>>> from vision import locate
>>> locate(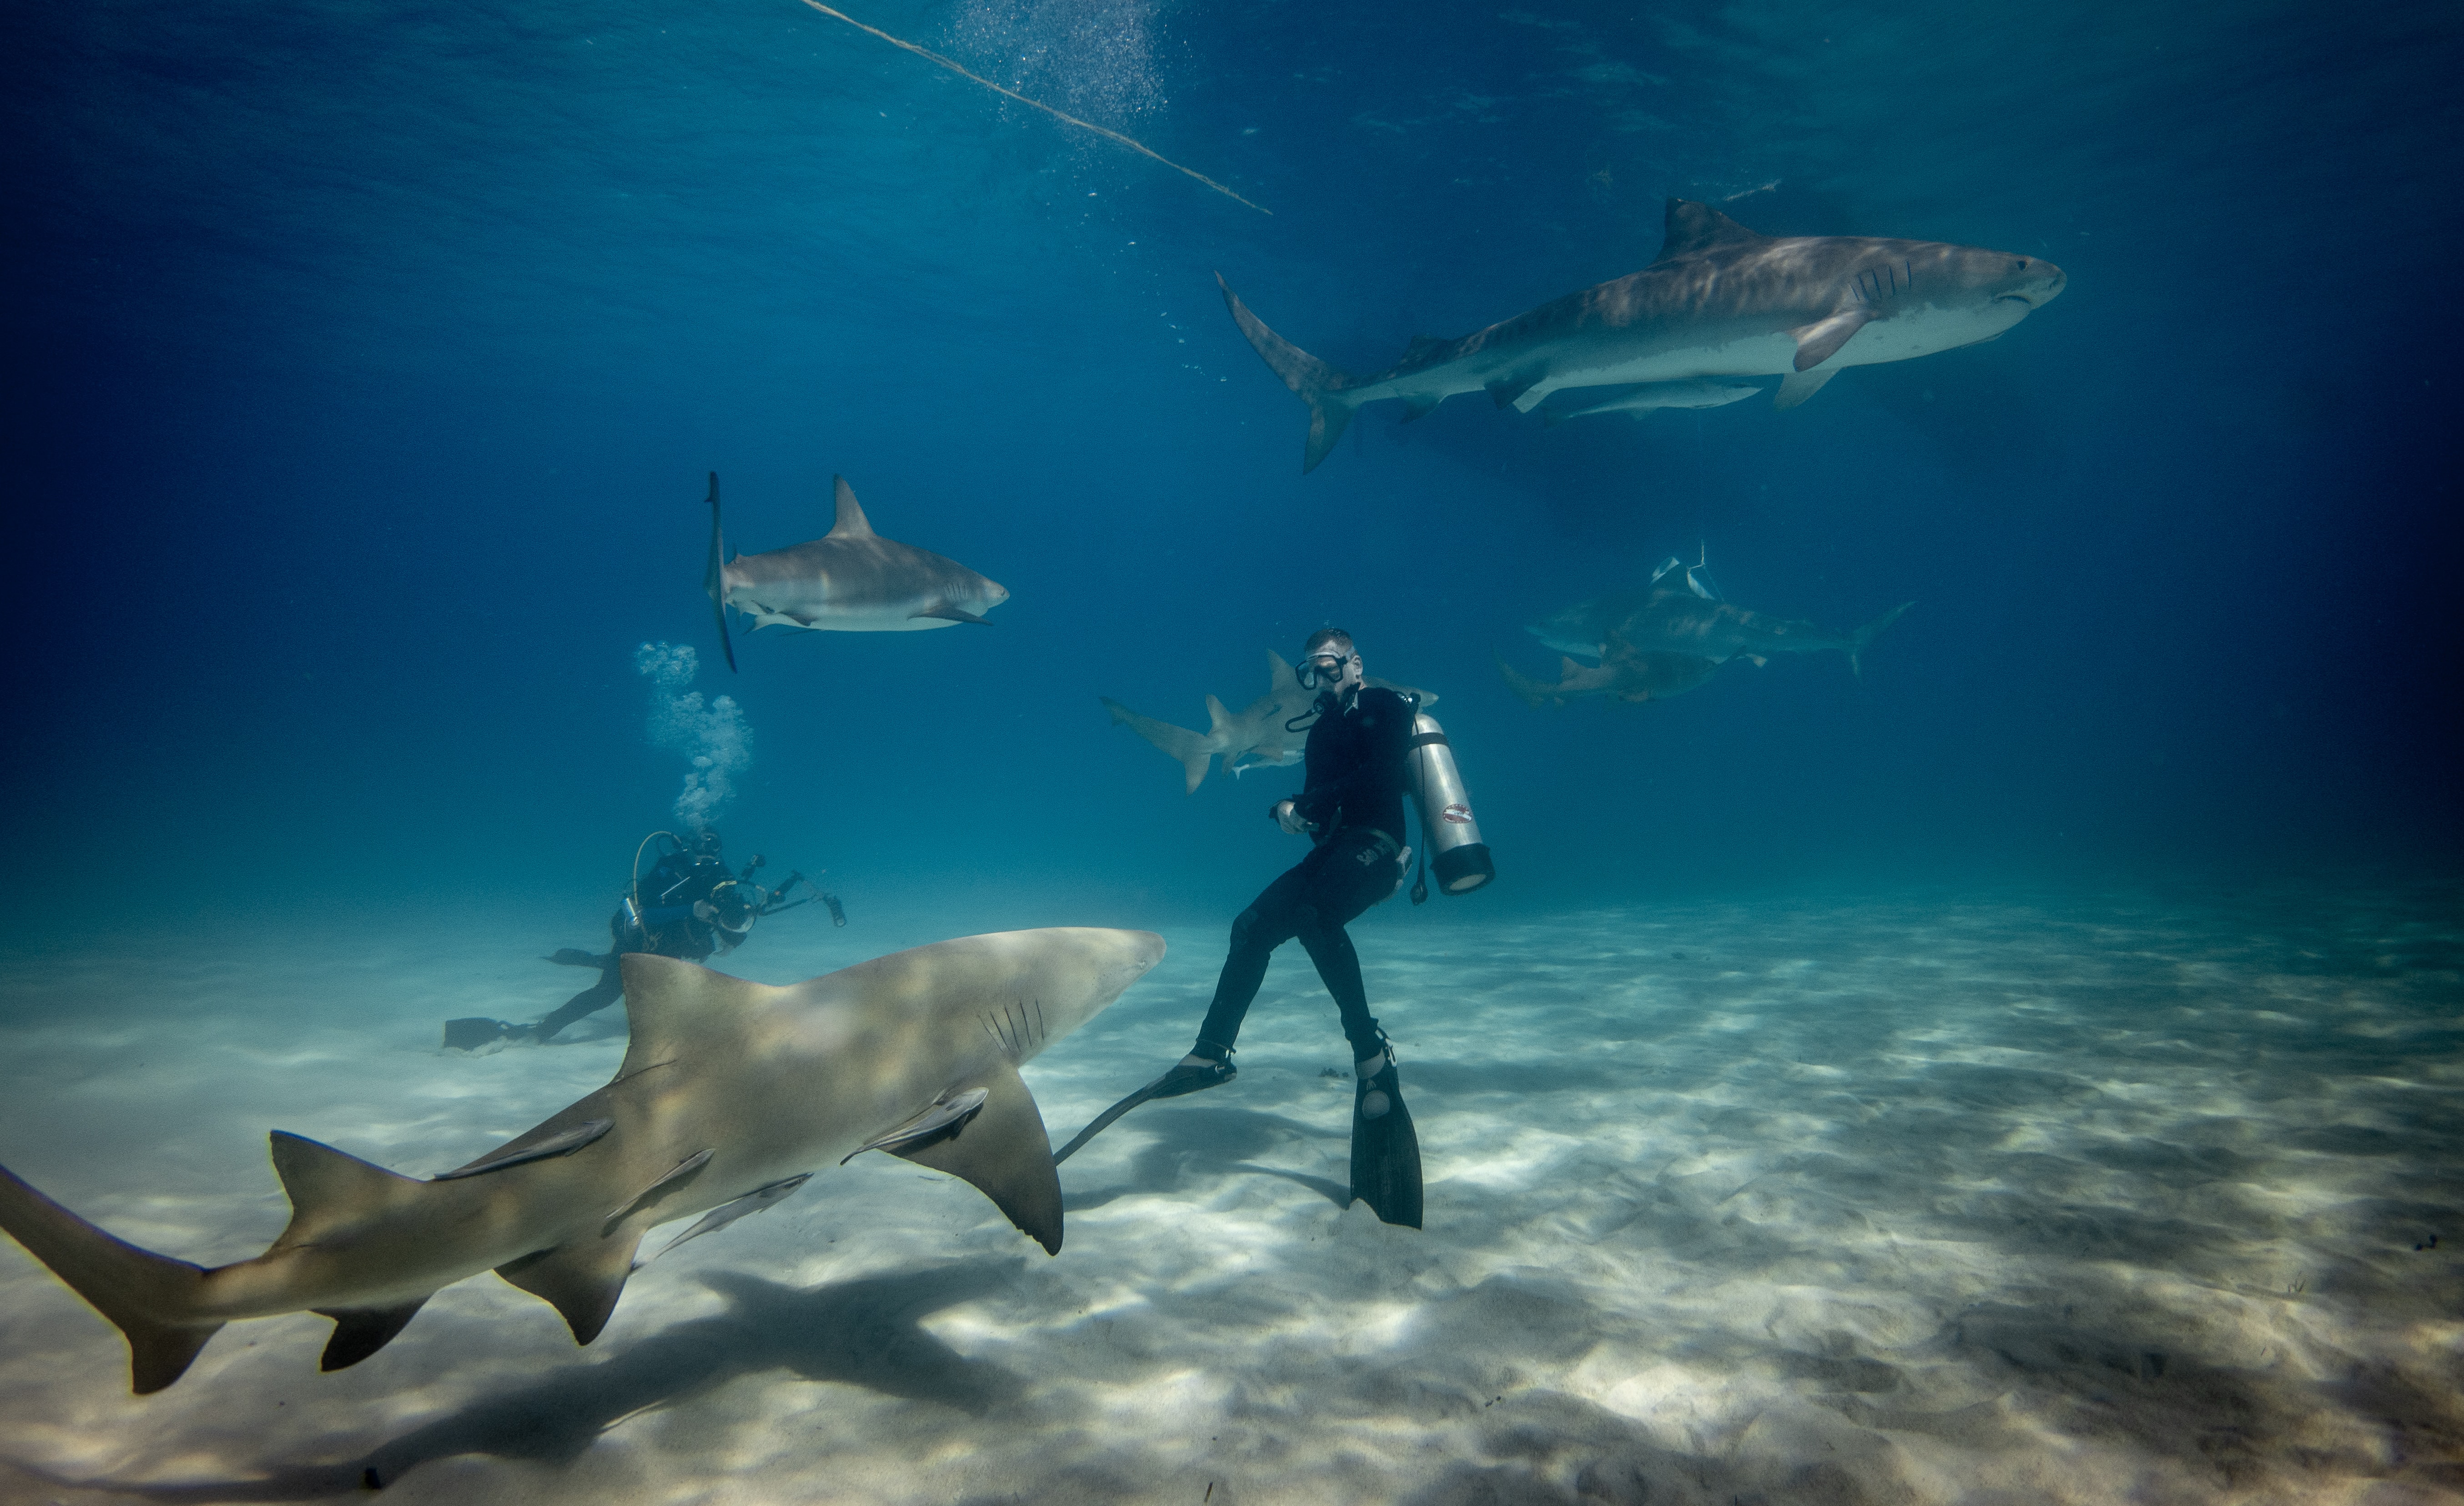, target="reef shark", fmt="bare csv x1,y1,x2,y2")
1104,653,1438,792
1531,555,1912,680
0,927,1164,1393
704,473,1009,670
1497,637,1727,709
1219,198,2067,470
